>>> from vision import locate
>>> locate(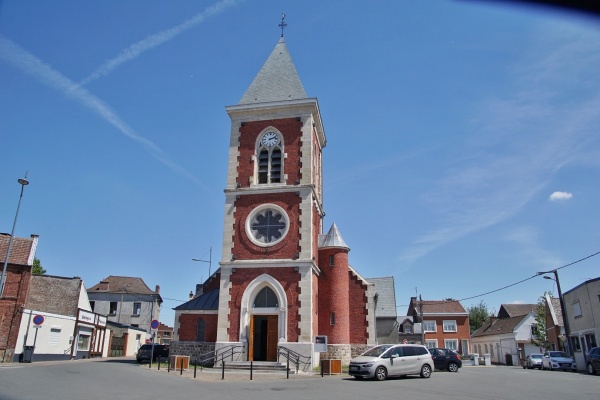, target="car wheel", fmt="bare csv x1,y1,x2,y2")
374,366,387,381
420,364,432,378
549,364,553,371
522,363,527,369
588,363,596,375
448,362,459,372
